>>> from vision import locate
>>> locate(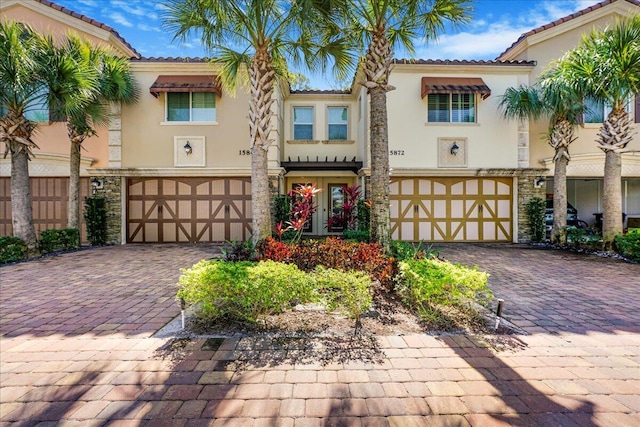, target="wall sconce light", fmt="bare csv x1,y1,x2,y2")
450,142,460,156
183,141,193,155
534,177,546,188
90,177,103,195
